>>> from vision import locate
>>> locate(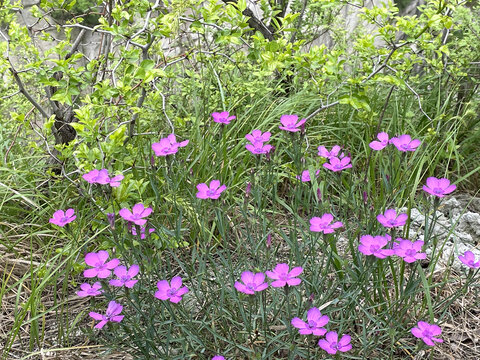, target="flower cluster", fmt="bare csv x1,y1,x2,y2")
49,110,464,357
235,263,303,295
245,129,273,155
78,250,191,328
318,145,352,172
77,251,138,328
290,307,351,355
152,134,189,157
358,235,426,263
369,132,421,152
83,169,124,187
